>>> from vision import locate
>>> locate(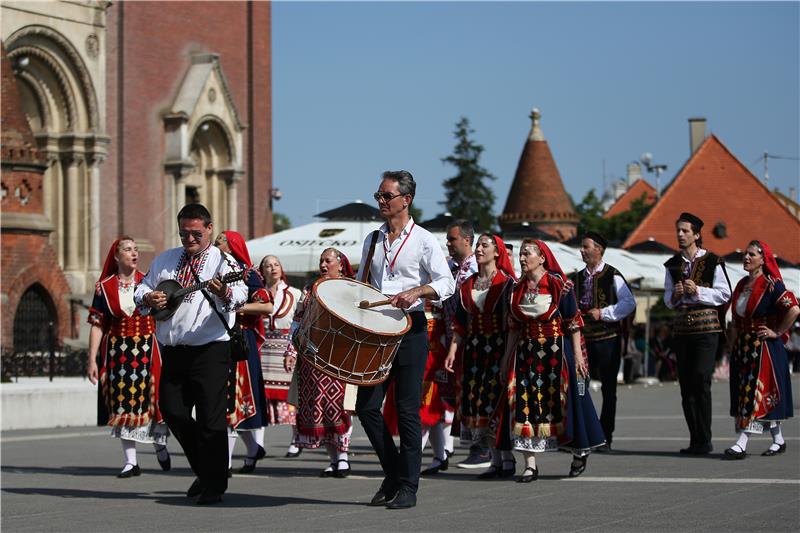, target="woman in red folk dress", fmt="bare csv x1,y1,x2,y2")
87,238,170,478
445,234,517,479
284,248,356,477
497,239,605,482
723,240,798,460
